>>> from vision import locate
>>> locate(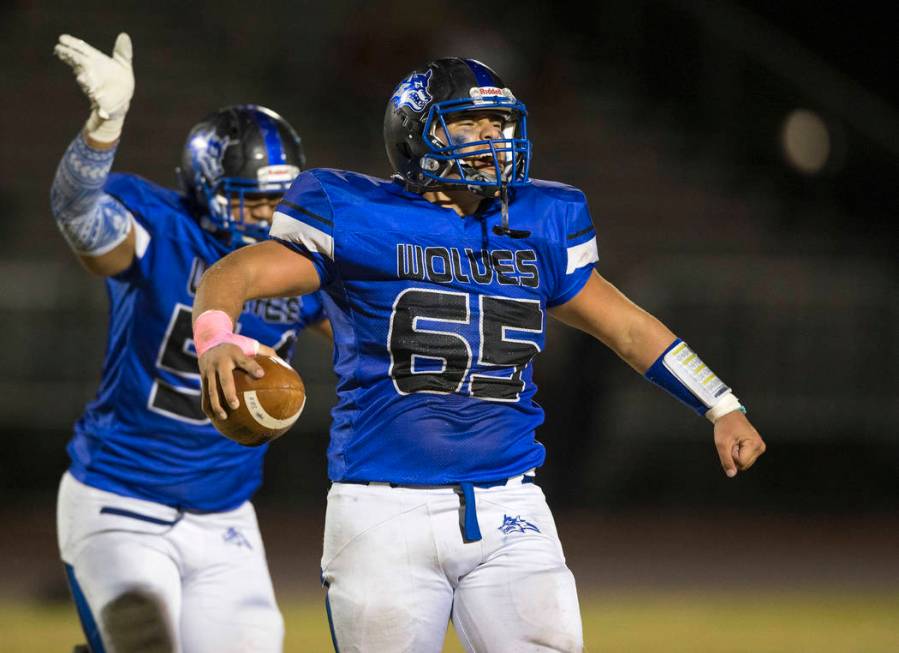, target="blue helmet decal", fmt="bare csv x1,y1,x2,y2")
391,69,433,113
189,127,230,185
